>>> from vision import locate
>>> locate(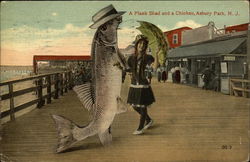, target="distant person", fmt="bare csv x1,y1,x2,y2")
147,69,152,84
184,68,190,84
201,65,215,90
210,75,219,91
175,70,181,83
161,68,167,83
157,66,162,82
146,65,153,84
